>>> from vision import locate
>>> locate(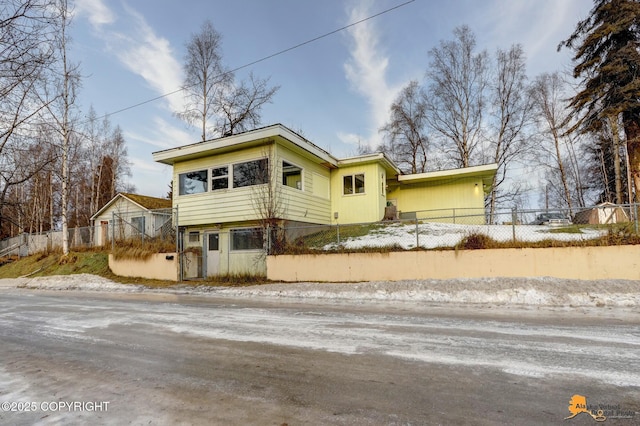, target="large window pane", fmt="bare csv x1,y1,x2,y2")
179,170,208,195
233,159,268,188
231,228,264,250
